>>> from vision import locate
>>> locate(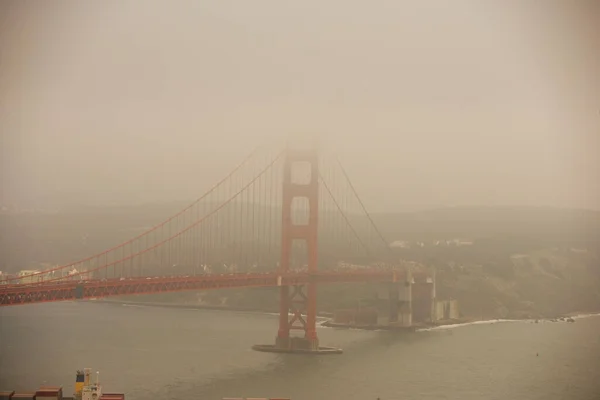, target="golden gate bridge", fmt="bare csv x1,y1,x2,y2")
0,144,433,353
